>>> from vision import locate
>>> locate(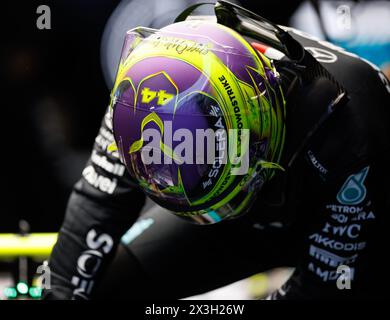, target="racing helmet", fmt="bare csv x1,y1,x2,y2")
110,3,287,224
